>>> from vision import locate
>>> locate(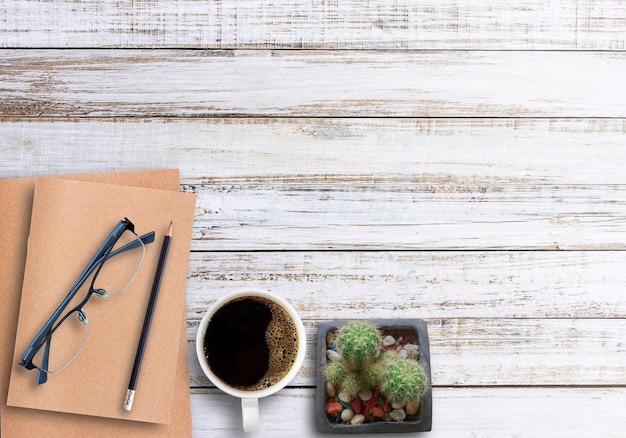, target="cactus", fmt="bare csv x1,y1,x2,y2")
324,362,347,385
380,357,429,404
363,361,386,389
324,321,429,425
340,373,361,398
336,321,381,369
